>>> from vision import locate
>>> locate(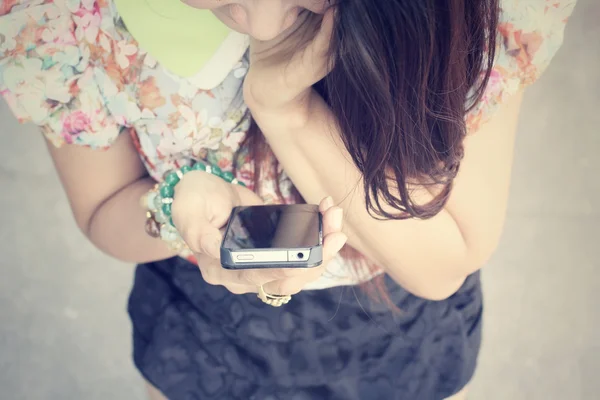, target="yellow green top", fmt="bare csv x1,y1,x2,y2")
114,0,232,78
